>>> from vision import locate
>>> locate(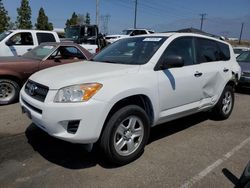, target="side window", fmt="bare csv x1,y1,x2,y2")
139,30,147,35
8,32,33,45
197,38,220,63
162,37,195,66
36,33,56,44
217,42,230,60
58,46,86,59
